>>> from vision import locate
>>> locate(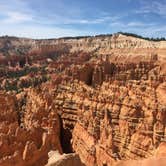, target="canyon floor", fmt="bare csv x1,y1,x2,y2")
0,33,166,166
